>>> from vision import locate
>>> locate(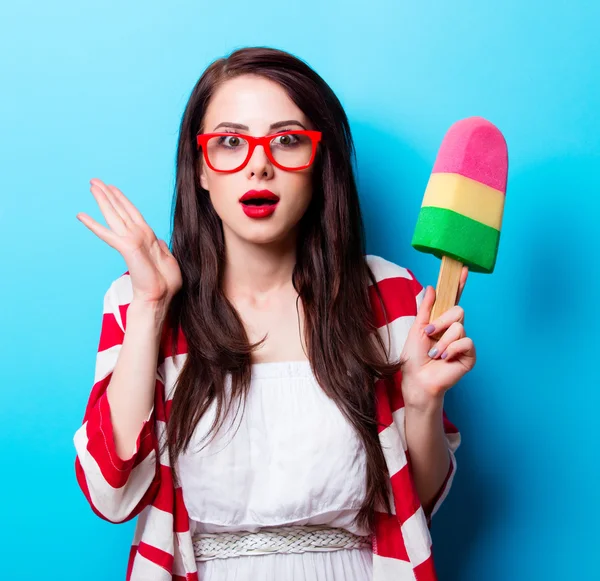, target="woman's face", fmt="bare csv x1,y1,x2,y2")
199,74,316,246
